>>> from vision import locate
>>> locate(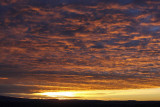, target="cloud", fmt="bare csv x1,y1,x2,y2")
0,0,160,96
